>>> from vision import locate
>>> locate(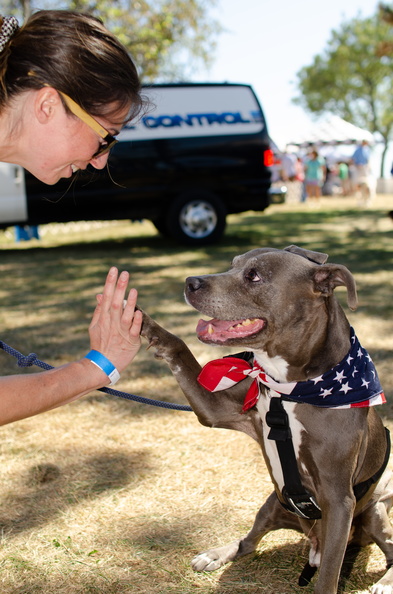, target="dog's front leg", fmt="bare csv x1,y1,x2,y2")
192,491,302,572
312,494,356,594
141,311,249,432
